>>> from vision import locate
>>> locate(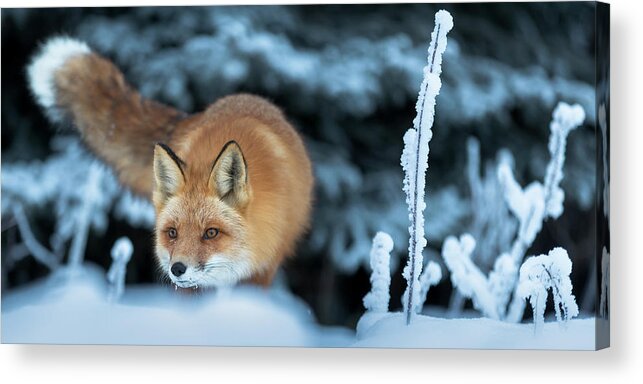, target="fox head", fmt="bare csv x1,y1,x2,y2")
152,141,253,288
